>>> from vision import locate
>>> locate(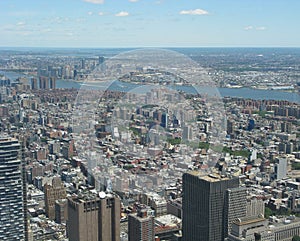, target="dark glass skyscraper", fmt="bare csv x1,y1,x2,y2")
0,137,26,240
182,172,239,241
